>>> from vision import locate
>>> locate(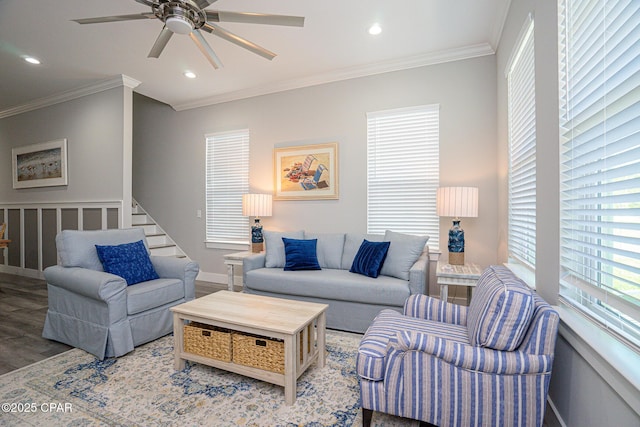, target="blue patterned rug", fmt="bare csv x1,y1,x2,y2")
0,330,414,426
